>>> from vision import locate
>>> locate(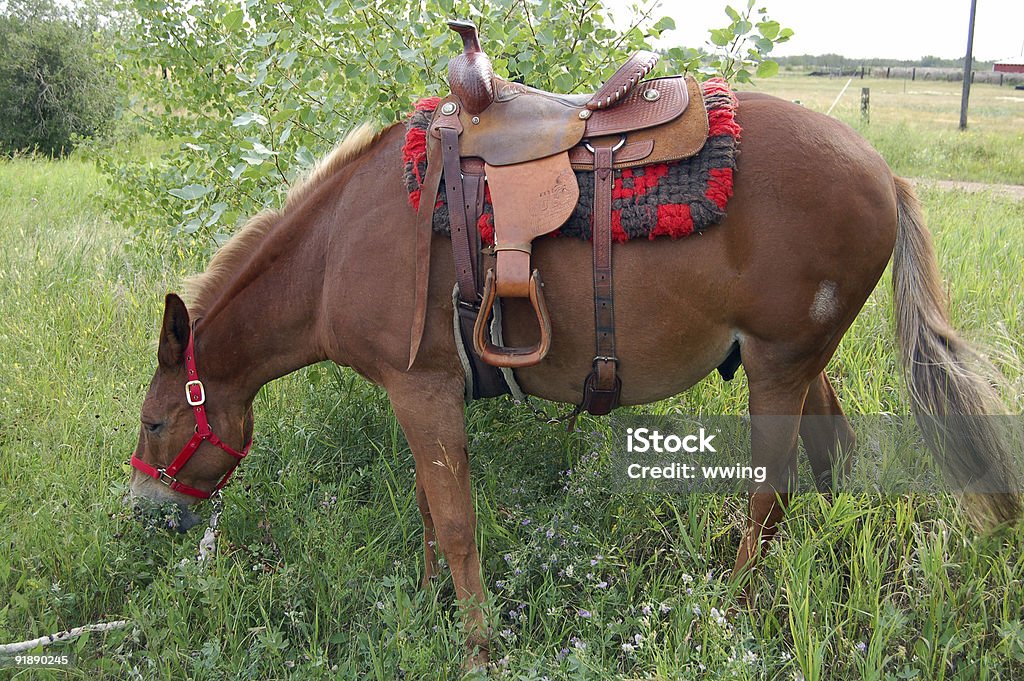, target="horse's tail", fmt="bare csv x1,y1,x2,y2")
892,176,1021,528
